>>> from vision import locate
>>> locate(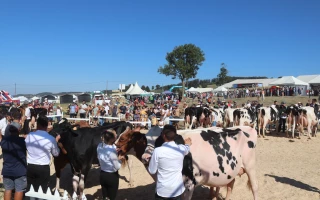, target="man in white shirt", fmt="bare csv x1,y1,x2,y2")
104,103,110,116
25,115,62,193
79,100,88,118
148,125,192,200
